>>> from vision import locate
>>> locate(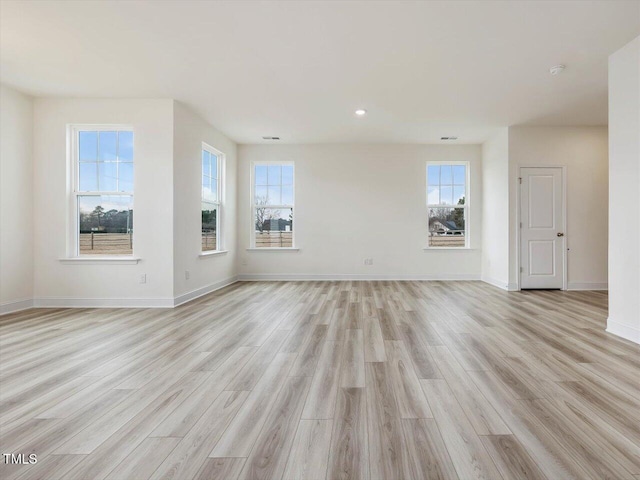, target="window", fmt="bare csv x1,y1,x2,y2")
251,162,294,248
202,144,224,252
427,162,468,248
72,127,134,256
